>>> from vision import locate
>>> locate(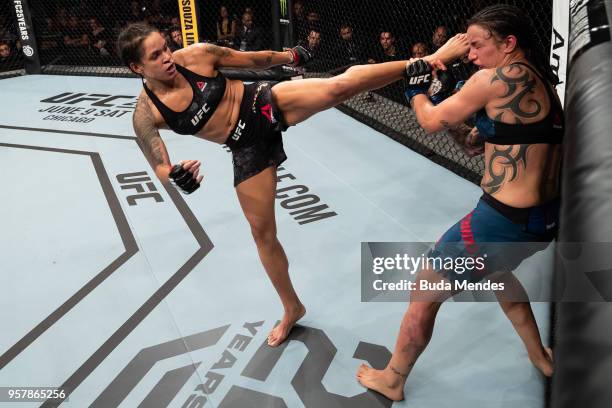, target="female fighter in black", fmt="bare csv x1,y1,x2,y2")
117,23,468,346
